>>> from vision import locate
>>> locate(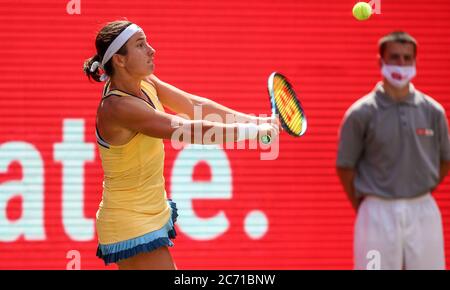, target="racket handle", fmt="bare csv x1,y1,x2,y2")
261,113,277,144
